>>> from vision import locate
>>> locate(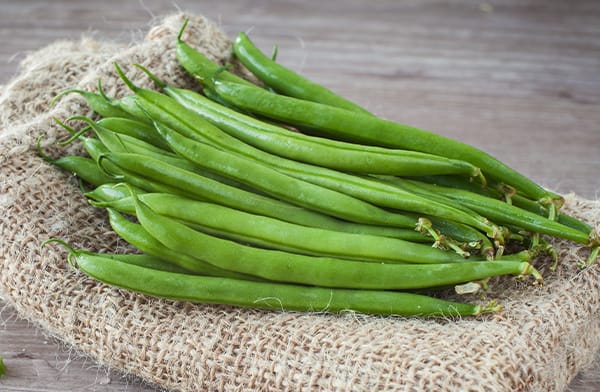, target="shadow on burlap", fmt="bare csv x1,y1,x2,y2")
0,13,598,392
